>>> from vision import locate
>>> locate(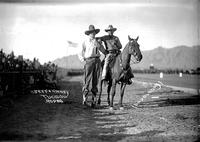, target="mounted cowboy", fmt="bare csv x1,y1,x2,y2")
79,25,107,107
100,25,133,84
98,35,143,110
